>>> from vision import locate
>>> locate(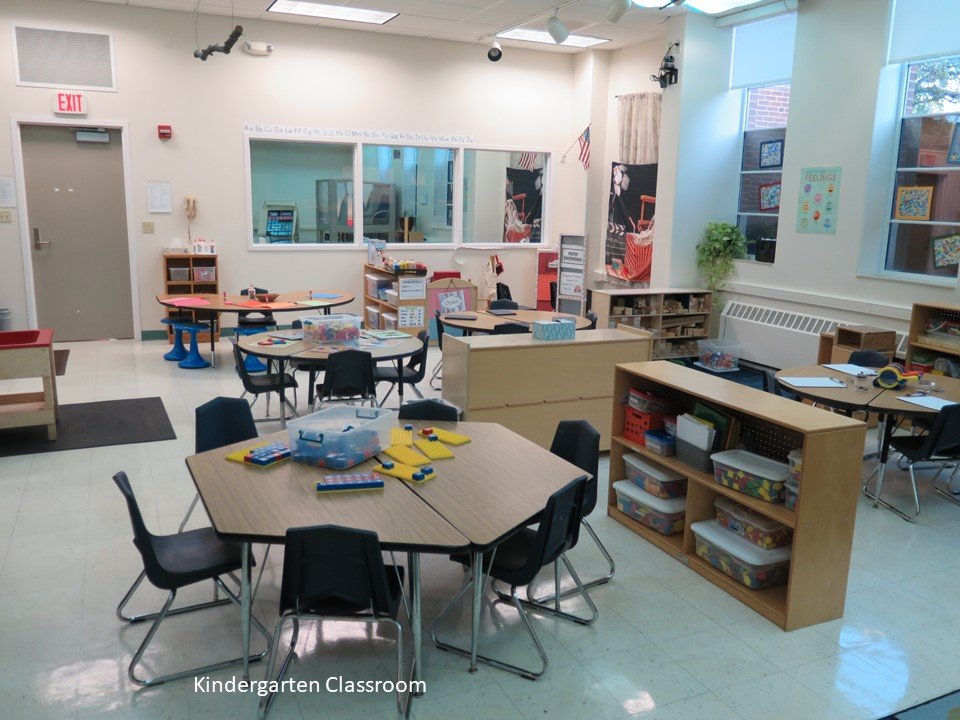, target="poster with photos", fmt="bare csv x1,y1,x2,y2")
796,166,841,235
